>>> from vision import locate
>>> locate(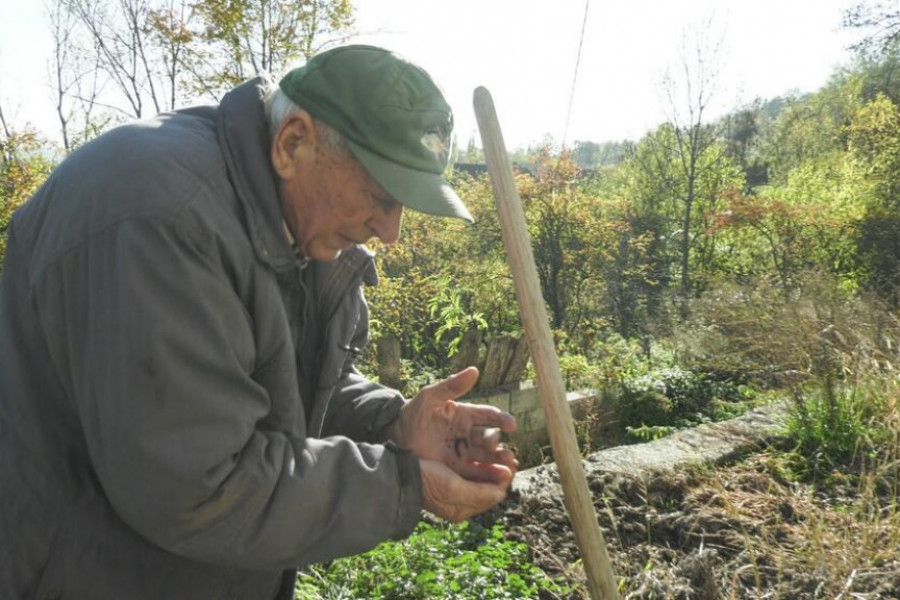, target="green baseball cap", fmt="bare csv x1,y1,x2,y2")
279,45,472,222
